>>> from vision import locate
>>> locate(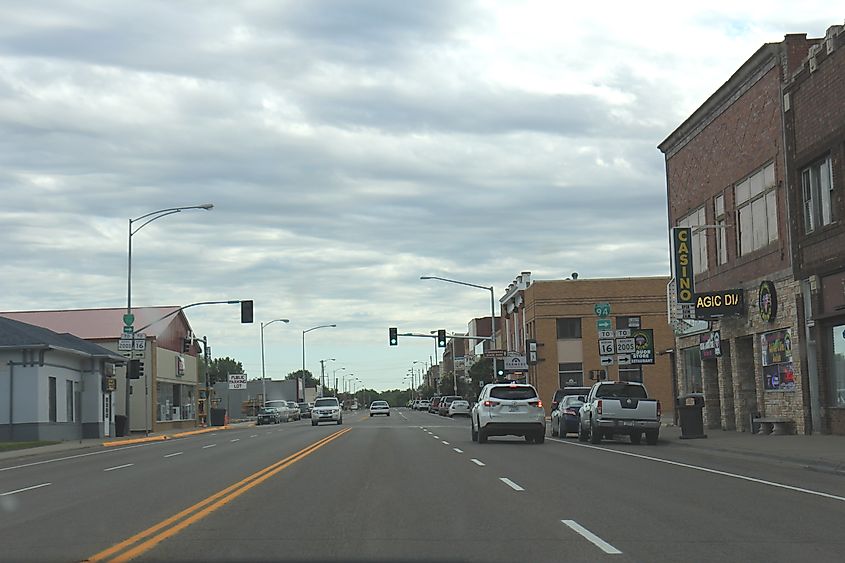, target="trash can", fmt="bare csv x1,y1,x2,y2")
676,393,707,439
210,408,227,427
114,415,128,437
